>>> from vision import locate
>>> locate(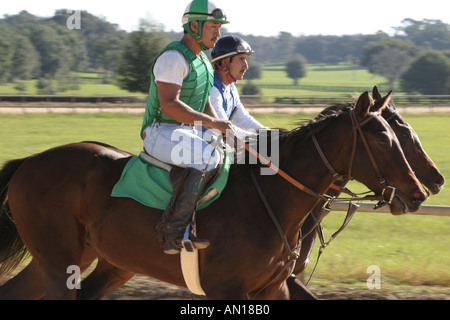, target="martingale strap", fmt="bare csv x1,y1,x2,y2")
305,201,360,286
